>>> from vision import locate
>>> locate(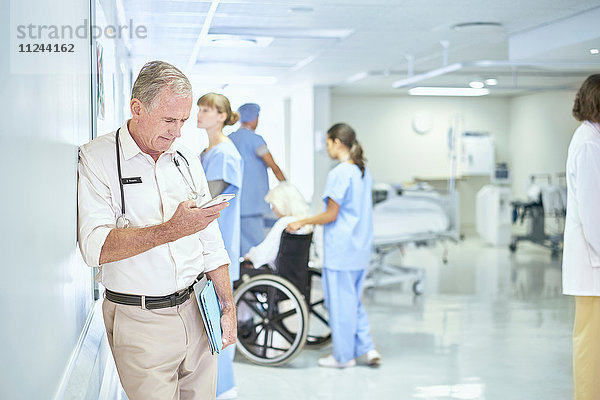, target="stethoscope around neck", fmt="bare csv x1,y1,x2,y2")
115,127,203,228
